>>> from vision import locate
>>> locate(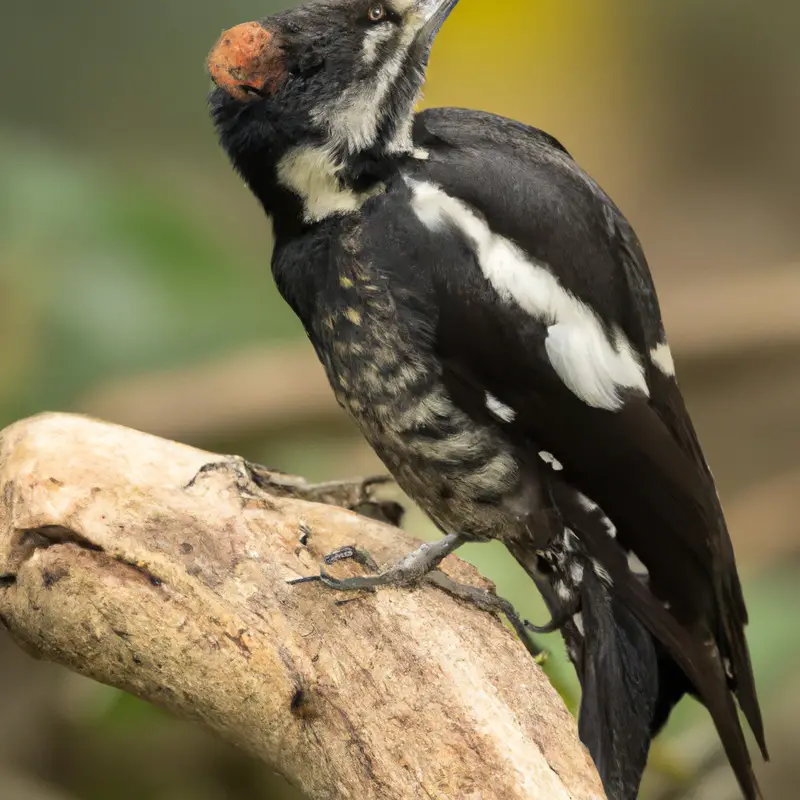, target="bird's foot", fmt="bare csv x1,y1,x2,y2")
423,572,547,661
288,535,550,662
288,533,466,592
523,597,581,635
323,545,379,571
286,545,378,587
